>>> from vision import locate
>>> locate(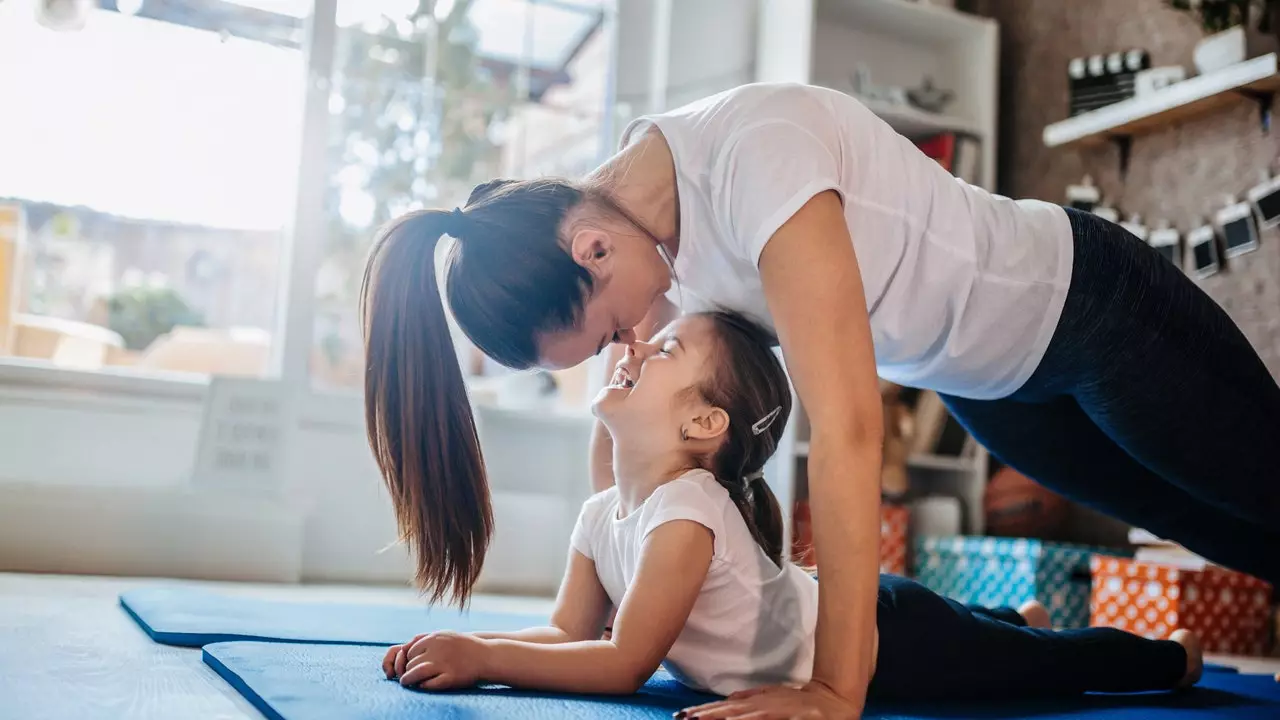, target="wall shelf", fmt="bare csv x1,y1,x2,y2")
866,98,983,139
1043,53,1279,151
